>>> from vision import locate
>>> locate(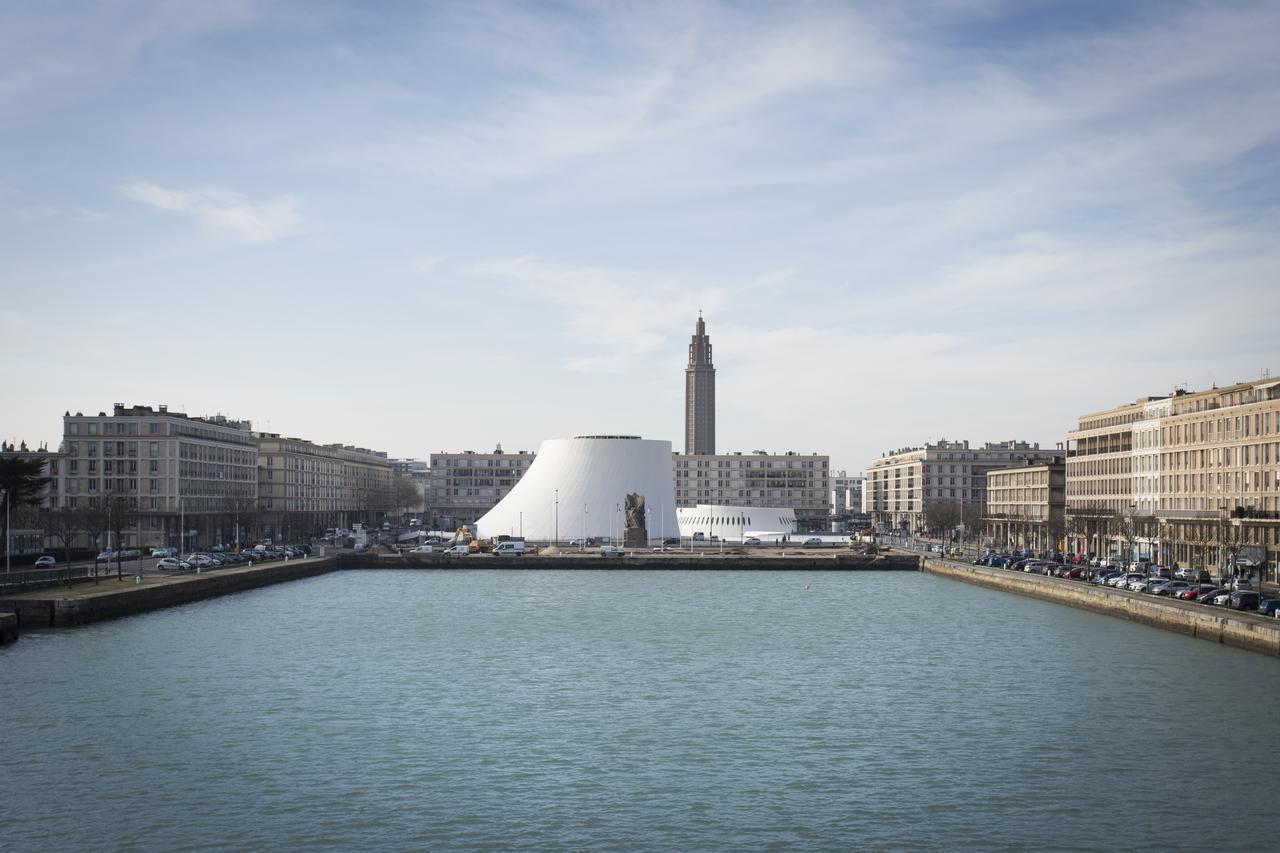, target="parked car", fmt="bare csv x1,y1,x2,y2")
1211,591,1234,606
95,550,115,562
156,557,190,571
1178,585,1216,601
802,537,822,547
743,537,762,546
1154,581,1191,597
1229,591,1261,611
410,545,434,555
1197,587,1229,604
1258,597,1280,617
600,545,626,557
150,547,176,558
444,545,469,557
34,555,56,568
